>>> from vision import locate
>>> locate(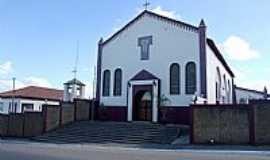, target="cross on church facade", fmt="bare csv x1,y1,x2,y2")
143,0,150,10
138,36,153,60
